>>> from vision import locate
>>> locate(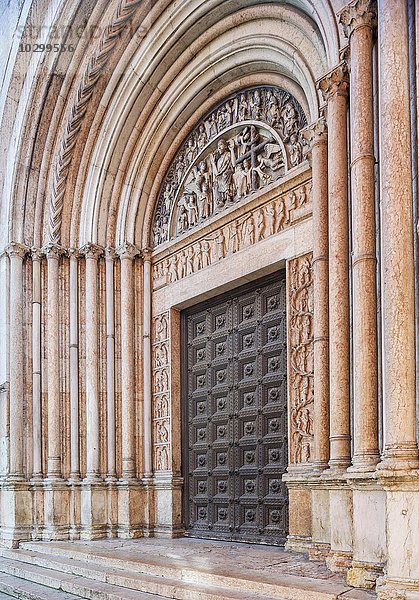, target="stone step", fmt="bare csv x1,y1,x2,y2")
0,572,81,599
0,544,373,600
0,554,282,600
